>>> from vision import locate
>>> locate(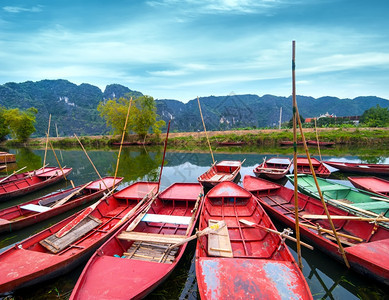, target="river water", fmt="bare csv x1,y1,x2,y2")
0,146,388,299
